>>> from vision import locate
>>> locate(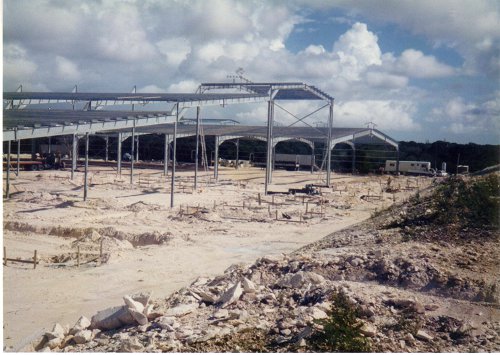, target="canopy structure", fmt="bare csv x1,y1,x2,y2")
3,80,399,206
